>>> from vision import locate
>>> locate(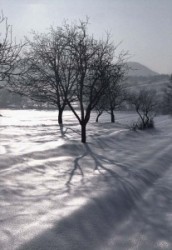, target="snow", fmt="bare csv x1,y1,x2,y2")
0,109,172,250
